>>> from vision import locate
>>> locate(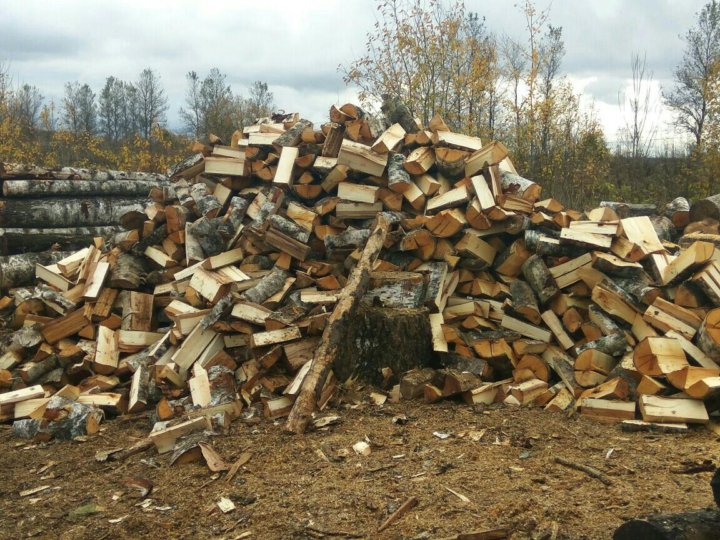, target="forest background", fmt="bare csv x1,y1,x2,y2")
2,0,720,210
